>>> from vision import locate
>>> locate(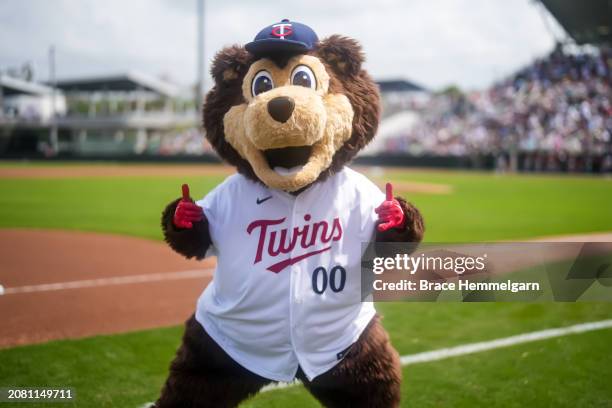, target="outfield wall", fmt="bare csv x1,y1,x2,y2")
2,152,611,173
